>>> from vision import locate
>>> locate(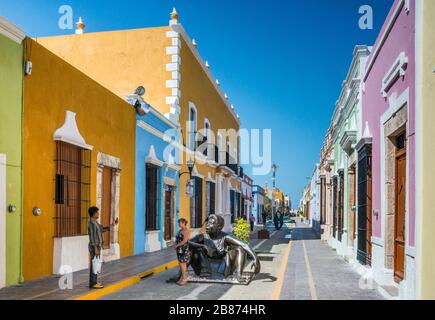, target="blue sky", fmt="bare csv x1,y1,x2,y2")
1,0,393,207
